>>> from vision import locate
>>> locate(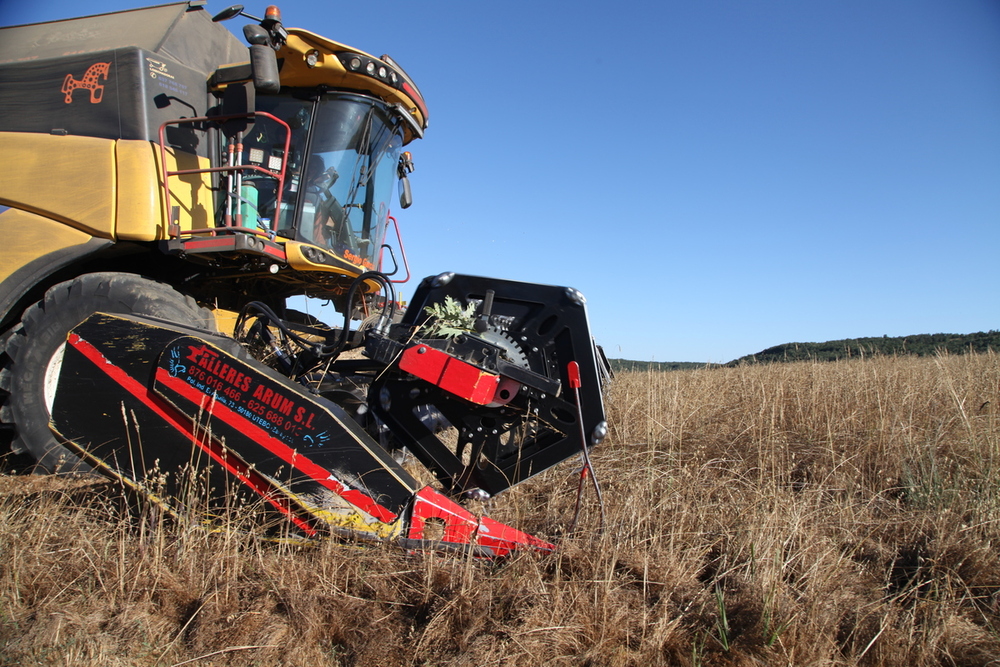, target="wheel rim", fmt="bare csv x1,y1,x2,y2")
42,342,66,417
